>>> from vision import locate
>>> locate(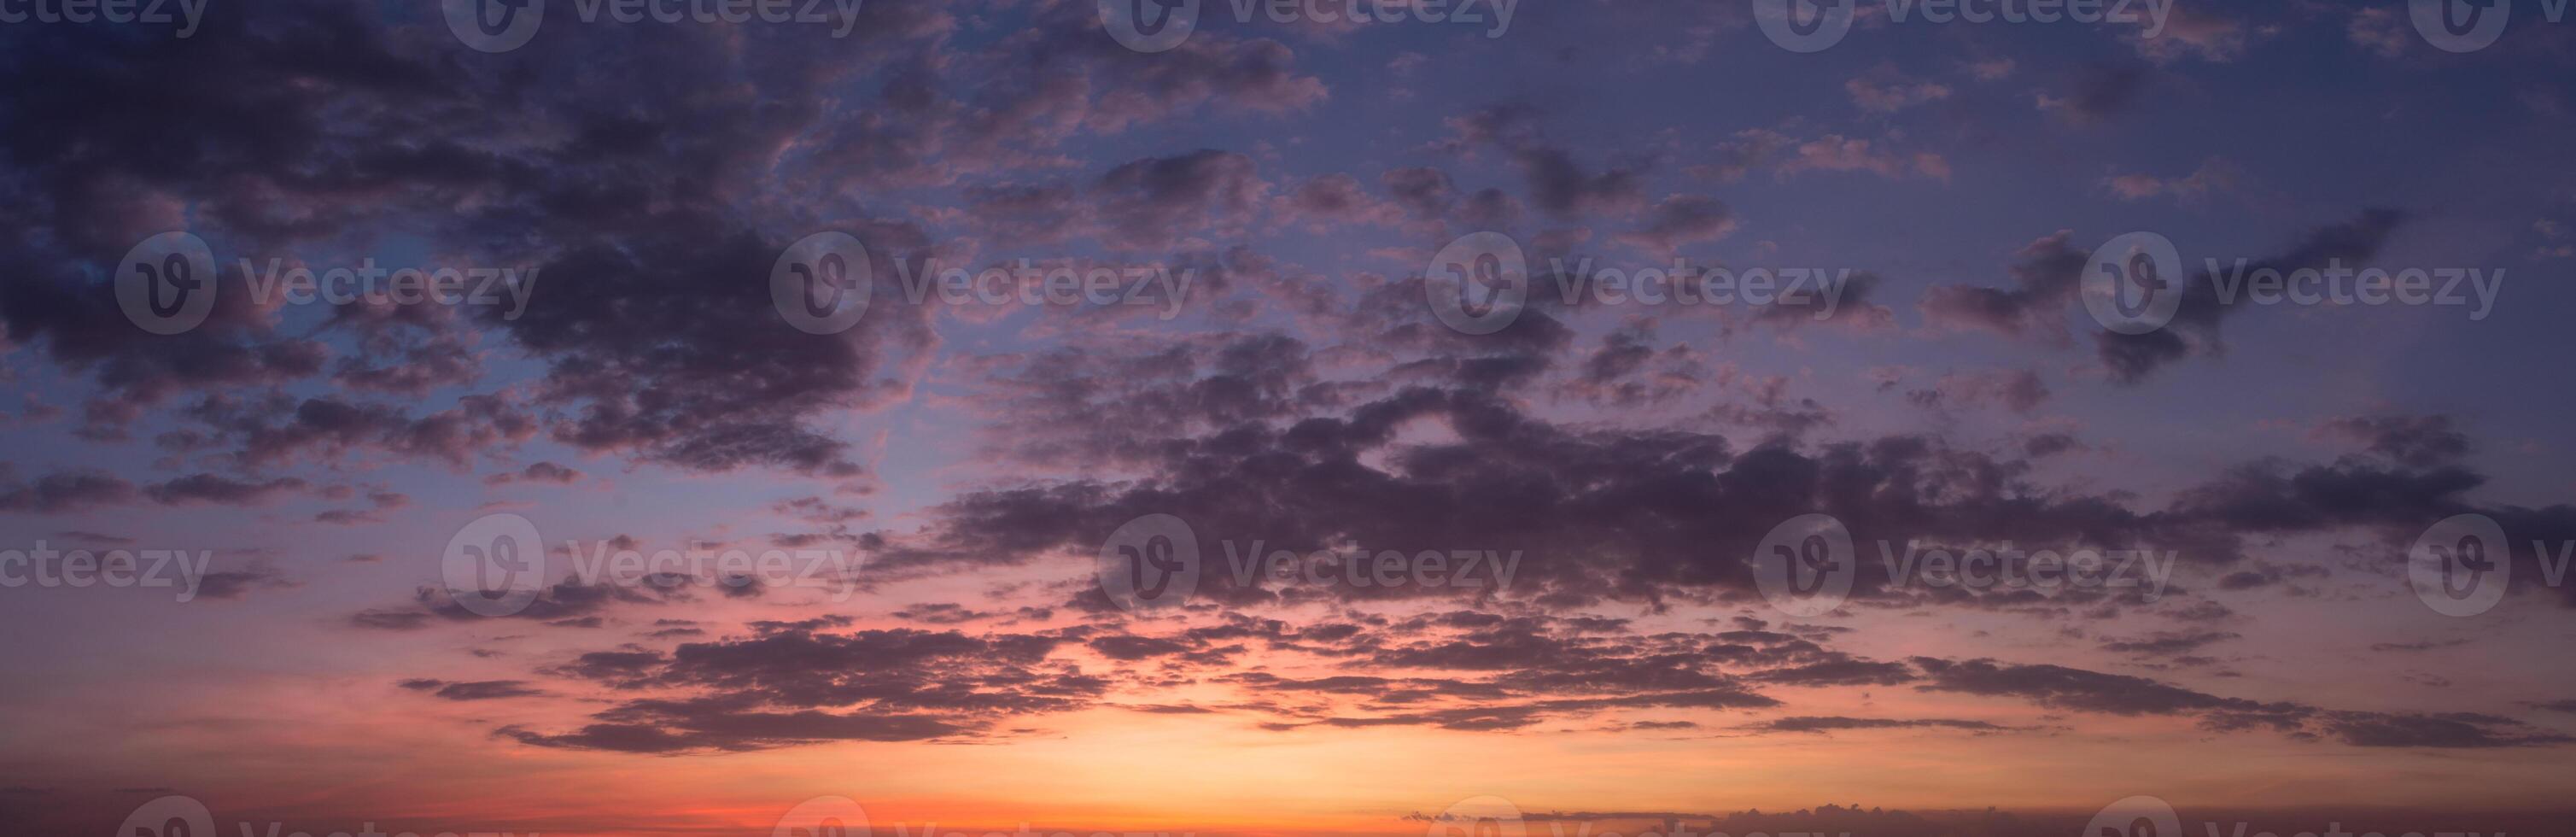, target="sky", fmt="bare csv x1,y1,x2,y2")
4,0,2576,834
